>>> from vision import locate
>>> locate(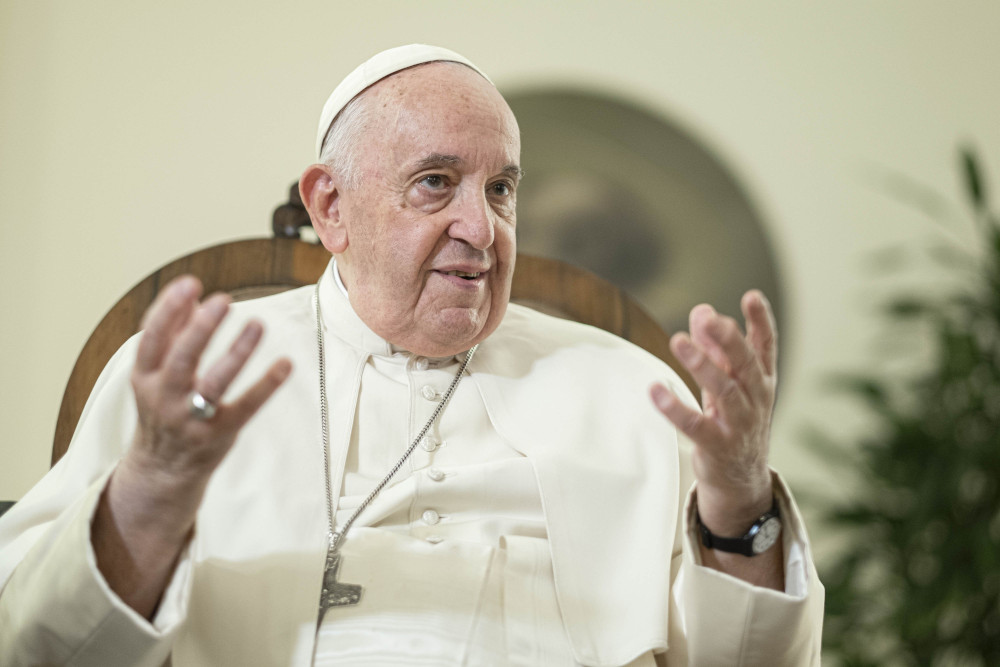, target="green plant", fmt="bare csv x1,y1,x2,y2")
818,148,1000,666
